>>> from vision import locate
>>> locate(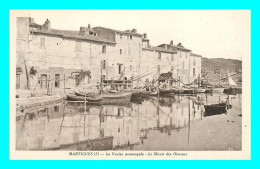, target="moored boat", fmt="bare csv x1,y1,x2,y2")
196,88,206,93
66,94,102,104
212,88,225,93
100,92,132,105
204,103,227,116
205,88,213,93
